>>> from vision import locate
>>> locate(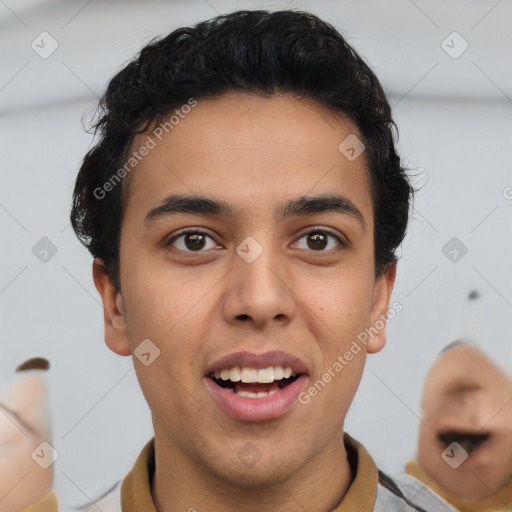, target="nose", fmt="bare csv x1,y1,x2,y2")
222,236,296,330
